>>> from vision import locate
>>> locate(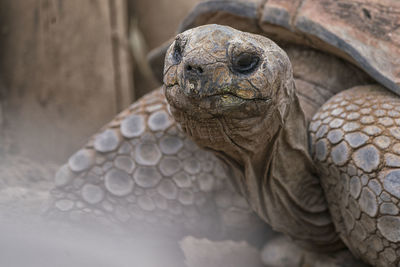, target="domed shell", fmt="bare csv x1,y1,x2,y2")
149,0,400,96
